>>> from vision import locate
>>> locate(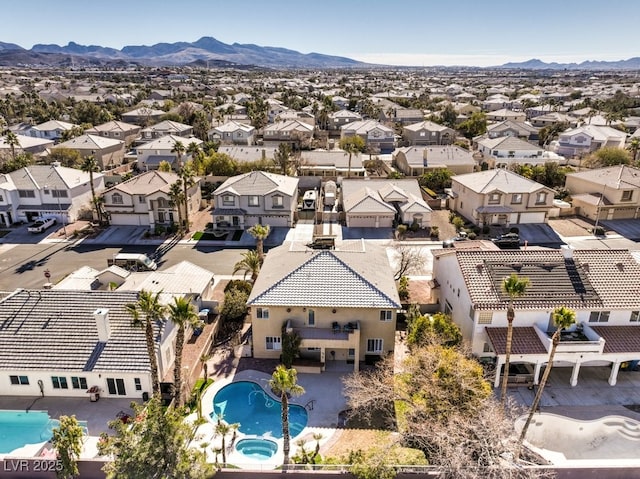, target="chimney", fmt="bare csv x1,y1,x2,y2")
561,245,574,260
94,308,111,342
